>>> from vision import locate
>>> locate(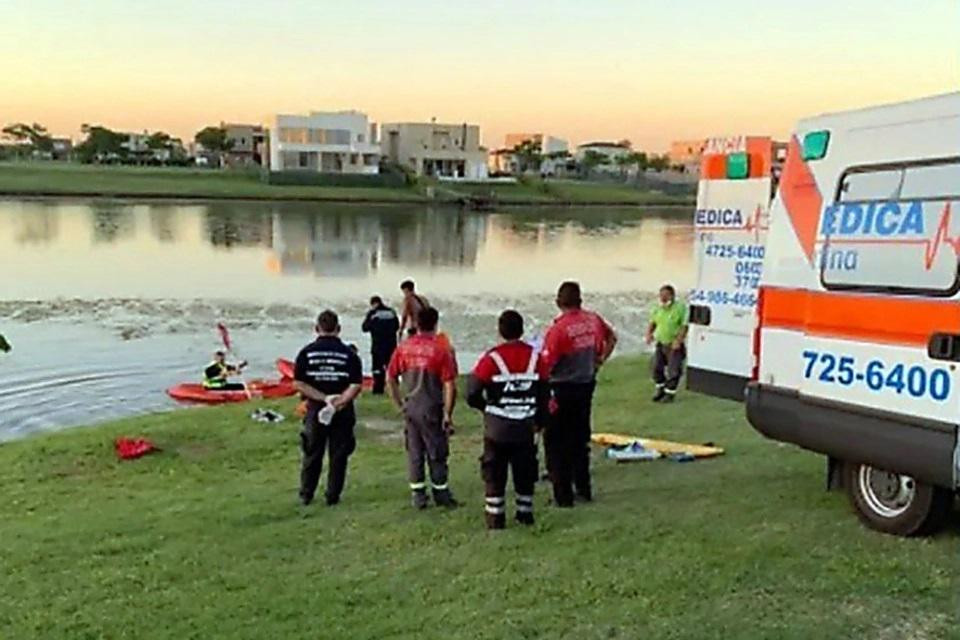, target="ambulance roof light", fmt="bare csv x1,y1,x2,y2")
726,151,749,179
802,130,830,161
